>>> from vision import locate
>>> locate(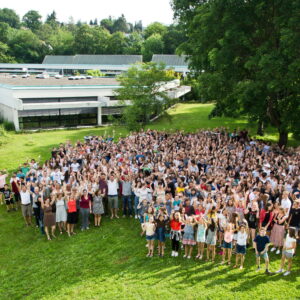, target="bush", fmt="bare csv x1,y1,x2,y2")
3,120,15,131
86,70,105,77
